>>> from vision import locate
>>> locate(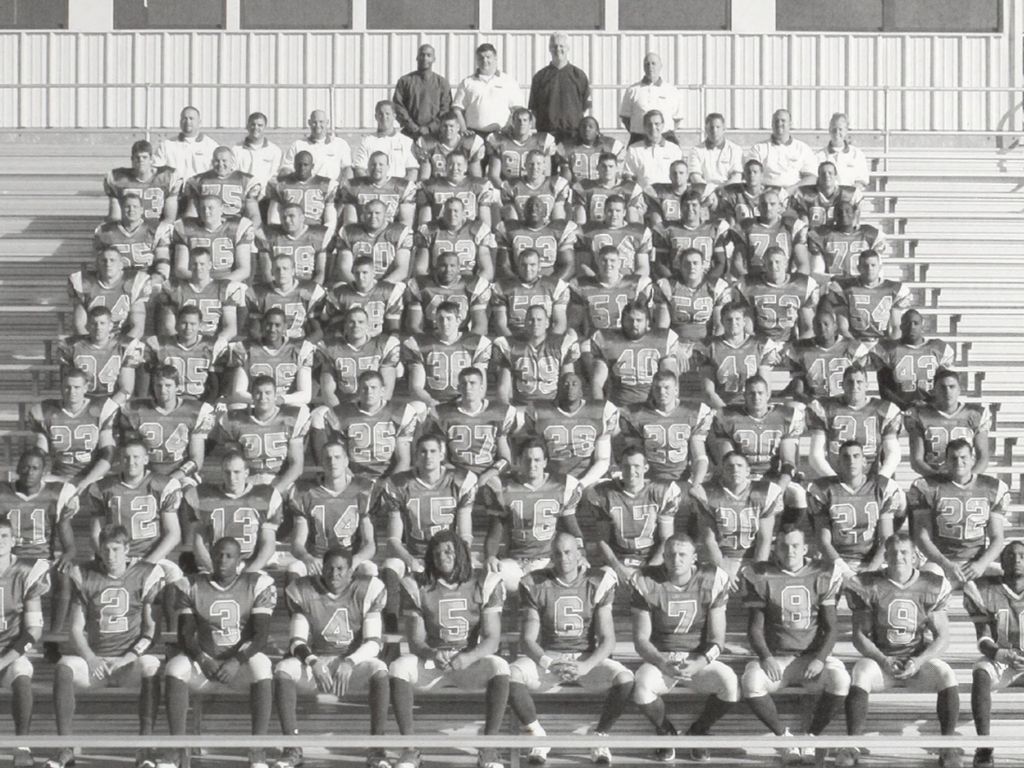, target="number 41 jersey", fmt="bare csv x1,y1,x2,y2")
176,571,278,660
401,570,504,652
285,574,385,656
71,560,163,657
